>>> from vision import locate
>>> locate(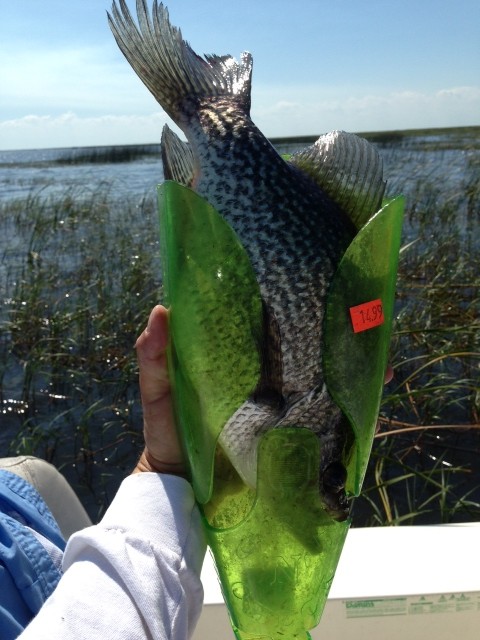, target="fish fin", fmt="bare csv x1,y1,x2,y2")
161,125,196,186
108,1,253,123
218,302,284,488
253,301,284,410
289,130,386,228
